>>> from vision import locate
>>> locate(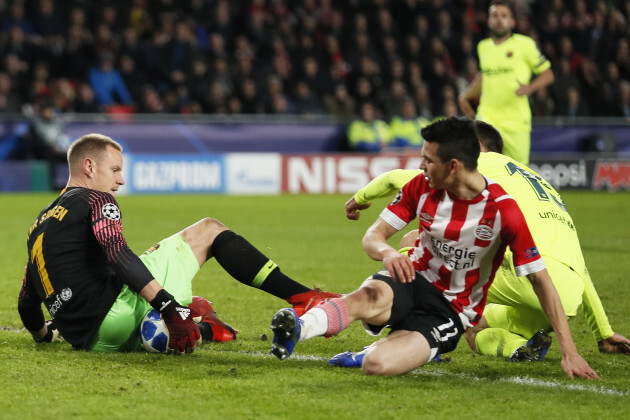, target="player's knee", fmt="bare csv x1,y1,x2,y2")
198,217,228,235
183,218,230,251
361,352,393,376
361,356,386,376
